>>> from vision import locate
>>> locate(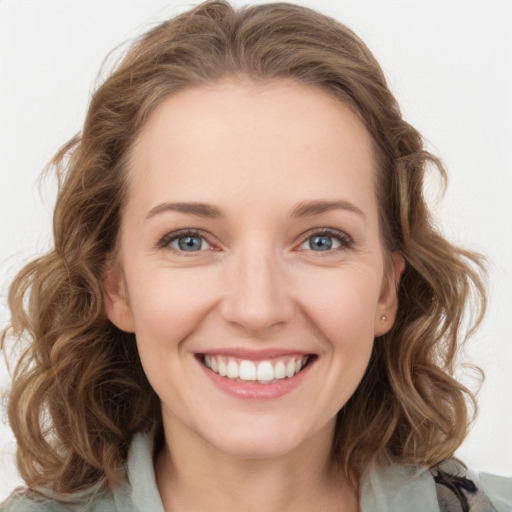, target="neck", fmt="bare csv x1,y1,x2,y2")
154,417,358,512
